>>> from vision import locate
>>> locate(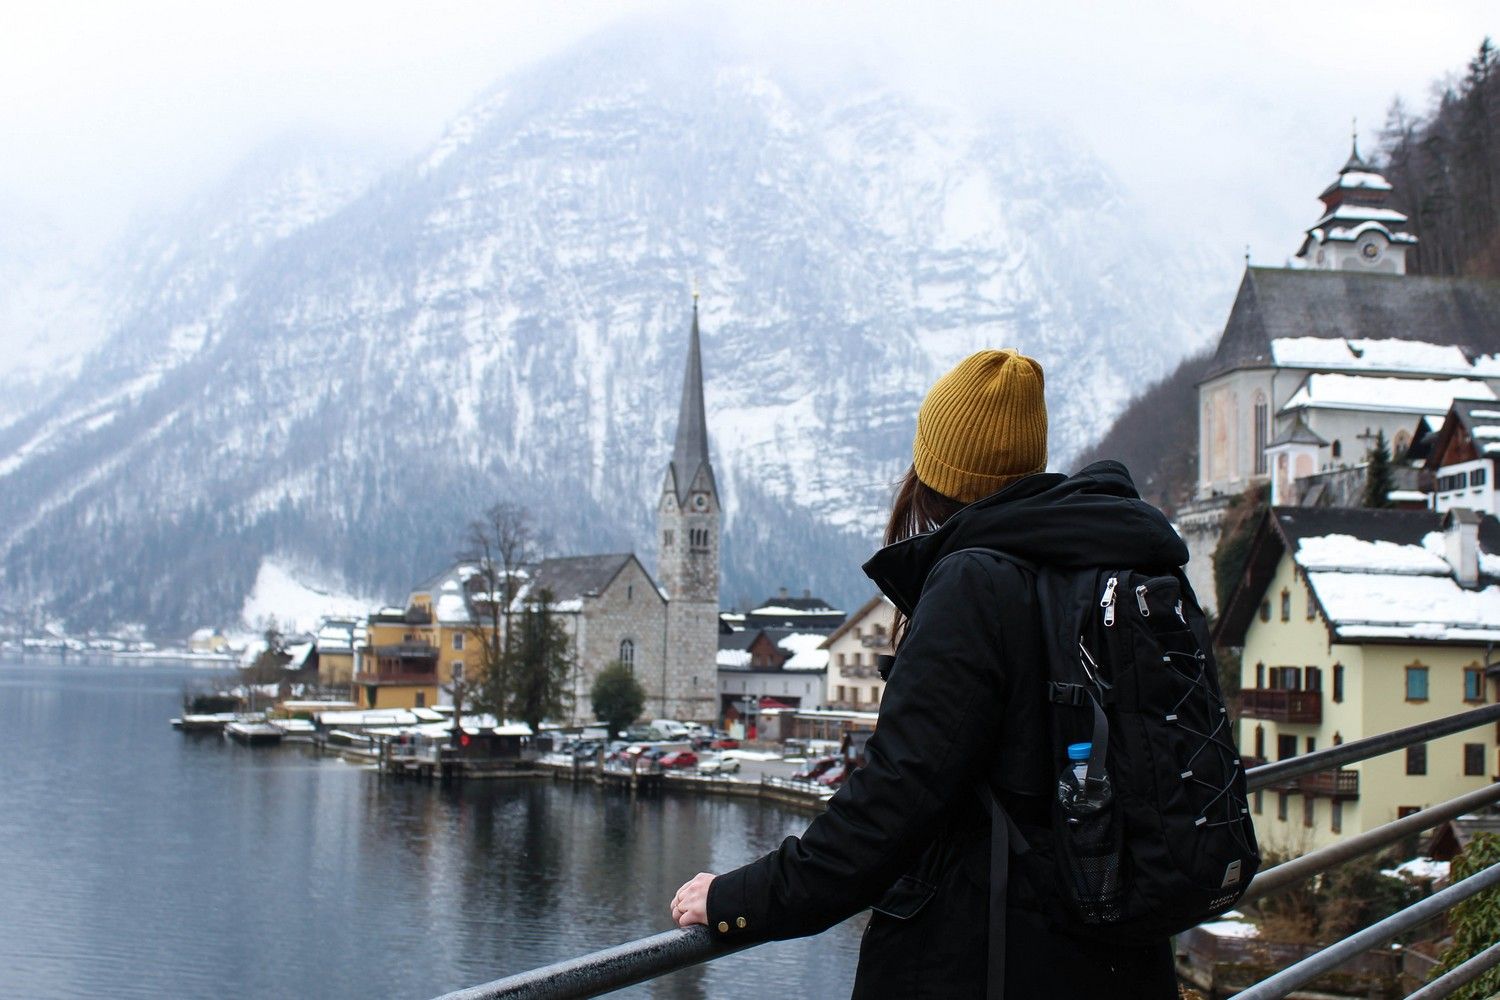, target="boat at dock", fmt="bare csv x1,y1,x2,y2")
270,718,316,742
174,712,240,733
224,720,284,745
